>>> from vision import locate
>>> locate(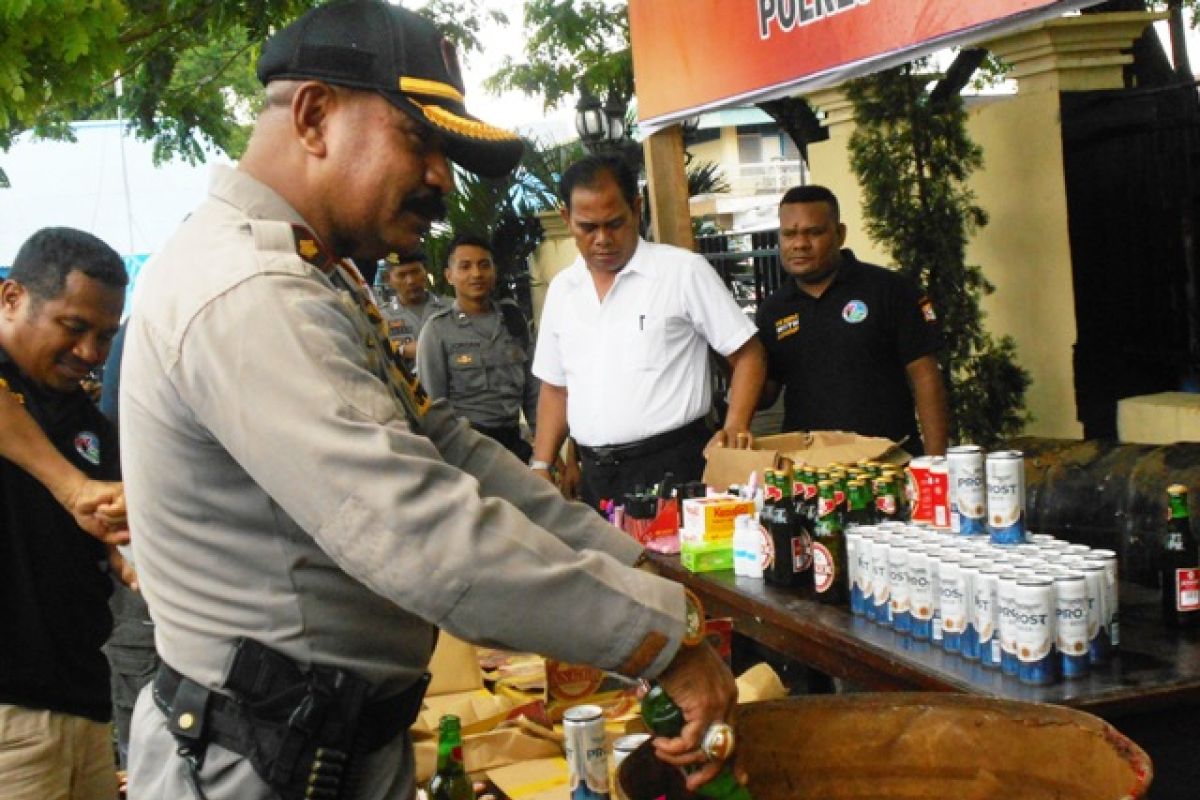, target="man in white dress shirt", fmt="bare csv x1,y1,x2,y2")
531,155,766,509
